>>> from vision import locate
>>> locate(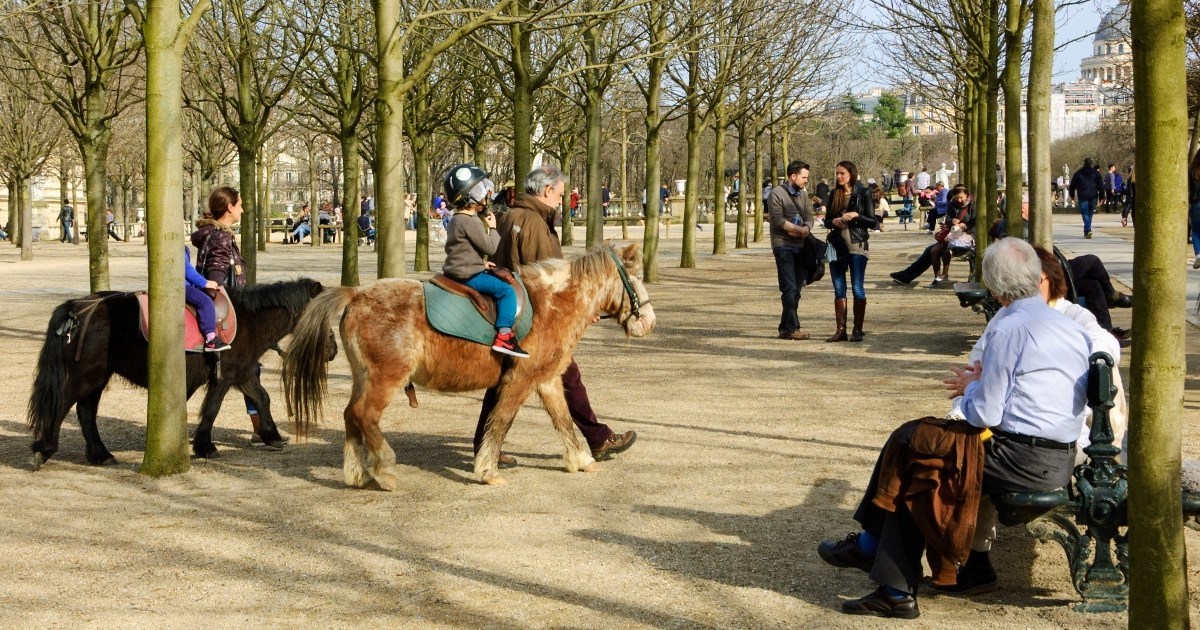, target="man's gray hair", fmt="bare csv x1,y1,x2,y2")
982,237,1042,302
524,165,565,195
